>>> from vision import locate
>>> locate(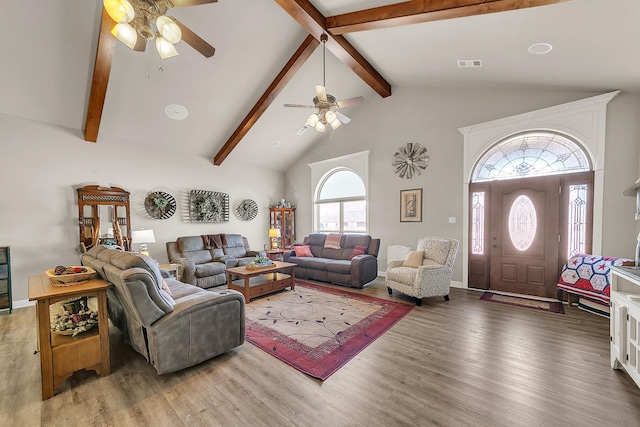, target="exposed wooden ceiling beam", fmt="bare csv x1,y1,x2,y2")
213,35,319,166
84,9,116,142
326,0,576,35
274,0,391,98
